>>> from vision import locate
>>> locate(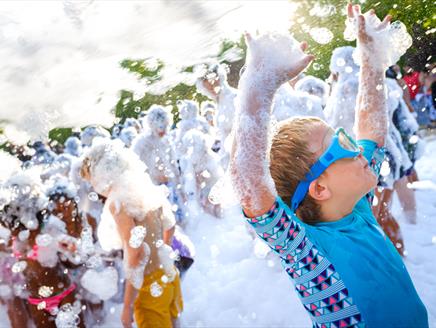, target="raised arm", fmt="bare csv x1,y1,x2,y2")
350,4,391,144
230,33,313,217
